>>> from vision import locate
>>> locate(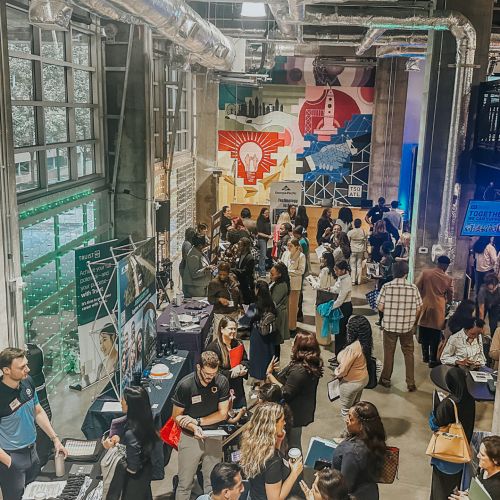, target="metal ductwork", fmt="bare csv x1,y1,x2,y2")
268,3,300,41
245,42,275,72
356,28,386,56
29,0,73,30
31,0,235,70
376,46,426,58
